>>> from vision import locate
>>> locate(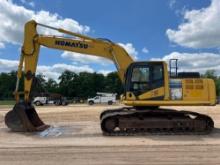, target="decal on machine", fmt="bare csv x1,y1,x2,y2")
55,40,88,49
